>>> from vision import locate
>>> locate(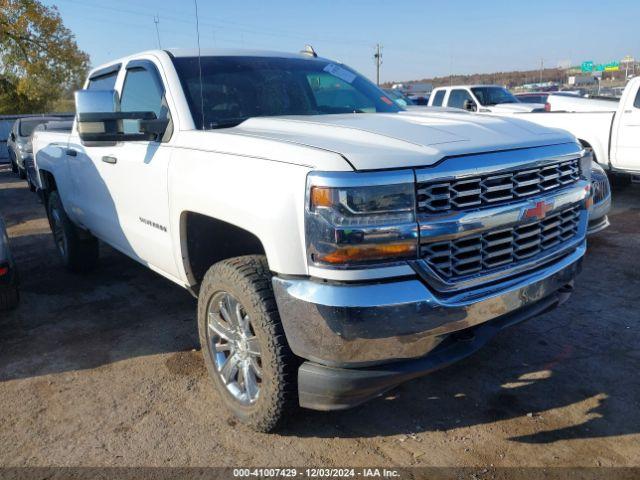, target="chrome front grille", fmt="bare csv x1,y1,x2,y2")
417,158,580,213
421,205,581,280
